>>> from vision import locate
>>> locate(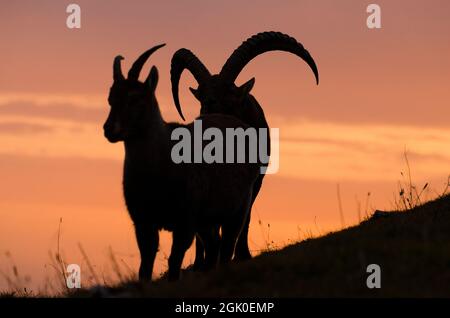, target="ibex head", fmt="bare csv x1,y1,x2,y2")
170,32,319,121
104,44,165,143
